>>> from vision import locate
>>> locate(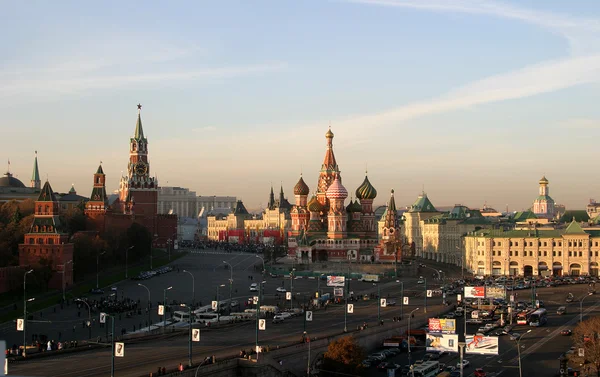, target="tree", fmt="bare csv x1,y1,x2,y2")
61,207,86,235
36,257,54,291
573,316,600,376
321,336,365,376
